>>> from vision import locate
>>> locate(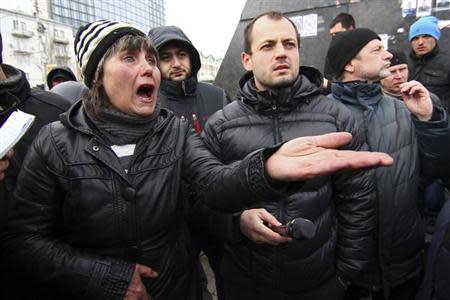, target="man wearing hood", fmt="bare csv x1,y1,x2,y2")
148,25,229,300
201,11,377,299
327,28,450,299
148,25,229,133
46,66,77,89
